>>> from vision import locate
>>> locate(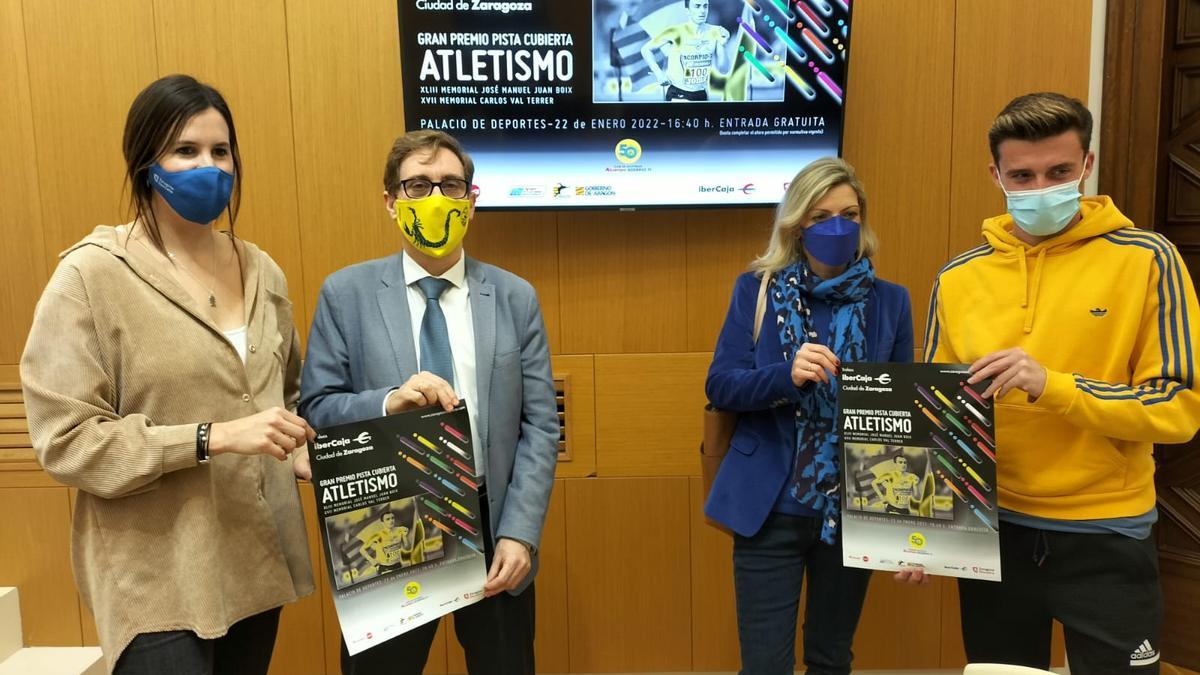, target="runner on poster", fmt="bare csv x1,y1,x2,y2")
310,405,487,655
839,363,1001,581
